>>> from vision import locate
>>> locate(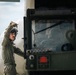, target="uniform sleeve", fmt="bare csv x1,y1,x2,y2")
2,25,14,46
13,46,24,57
